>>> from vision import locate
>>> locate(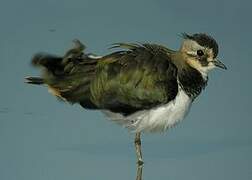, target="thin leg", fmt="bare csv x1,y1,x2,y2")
134,132,144,165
